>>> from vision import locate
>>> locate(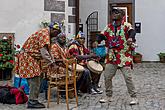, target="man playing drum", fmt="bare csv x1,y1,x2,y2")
98,8,138,105
68,31,103,94
91,40,106,87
